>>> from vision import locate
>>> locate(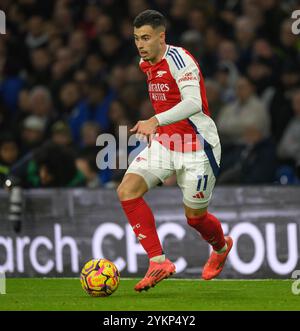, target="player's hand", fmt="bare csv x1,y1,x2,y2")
130,116,159,147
